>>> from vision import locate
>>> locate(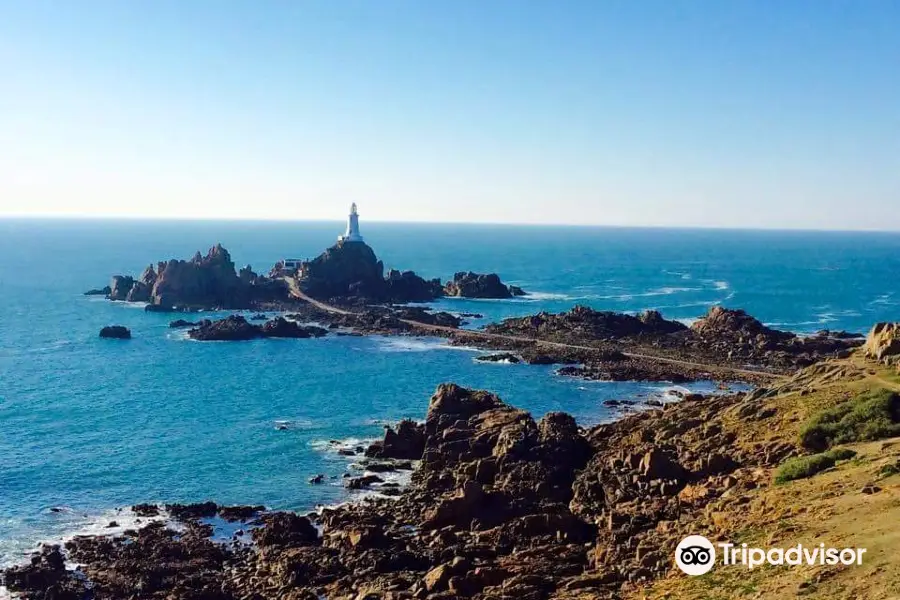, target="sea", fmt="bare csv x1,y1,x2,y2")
1,218,899,569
